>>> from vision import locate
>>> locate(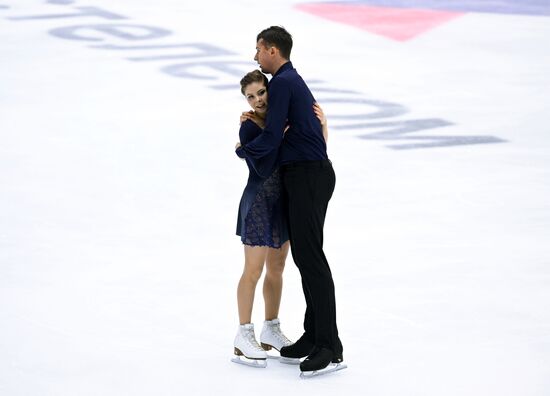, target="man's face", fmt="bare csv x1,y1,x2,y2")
254,39,272,74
